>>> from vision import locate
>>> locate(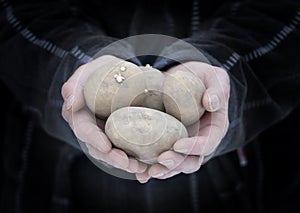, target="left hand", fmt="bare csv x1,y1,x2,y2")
61,55,148,174
136,61,230,183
